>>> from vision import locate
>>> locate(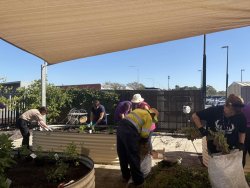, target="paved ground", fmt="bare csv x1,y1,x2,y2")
4,130,203,188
